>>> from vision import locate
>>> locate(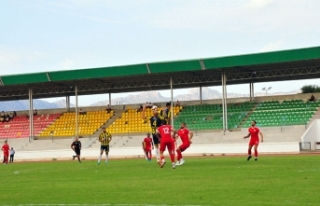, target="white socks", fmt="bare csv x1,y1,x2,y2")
155,149,160,160
98,154,109,162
